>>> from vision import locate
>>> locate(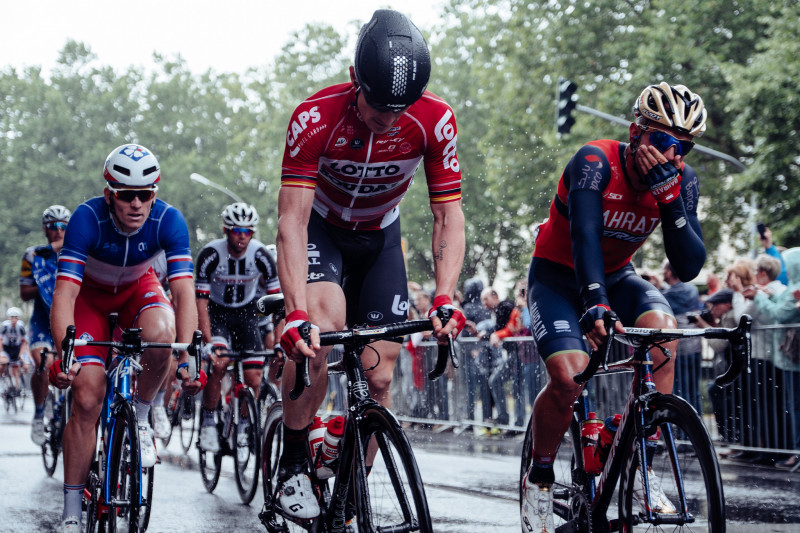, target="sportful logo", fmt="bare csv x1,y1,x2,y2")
553,320,571,333
433,110,459,172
